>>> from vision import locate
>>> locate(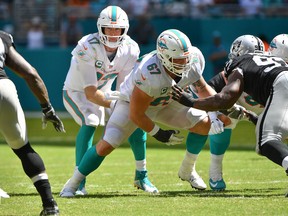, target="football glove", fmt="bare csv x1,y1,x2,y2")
171,85,196,107
223,104,246,120
41,103,65,132
244,110,258,125
208,112,224,135
104,91,129,101
152,128,183,145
